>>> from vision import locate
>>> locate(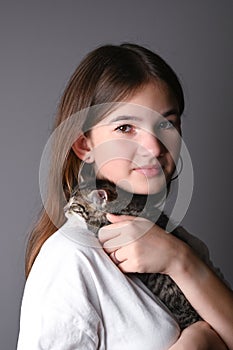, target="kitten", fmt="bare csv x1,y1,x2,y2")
64,179,201,329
